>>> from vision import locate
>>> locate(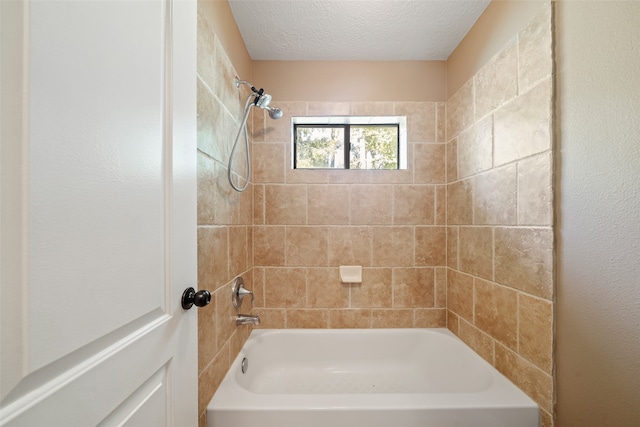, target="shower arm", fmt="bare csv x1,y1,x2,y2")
235,77,265,106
